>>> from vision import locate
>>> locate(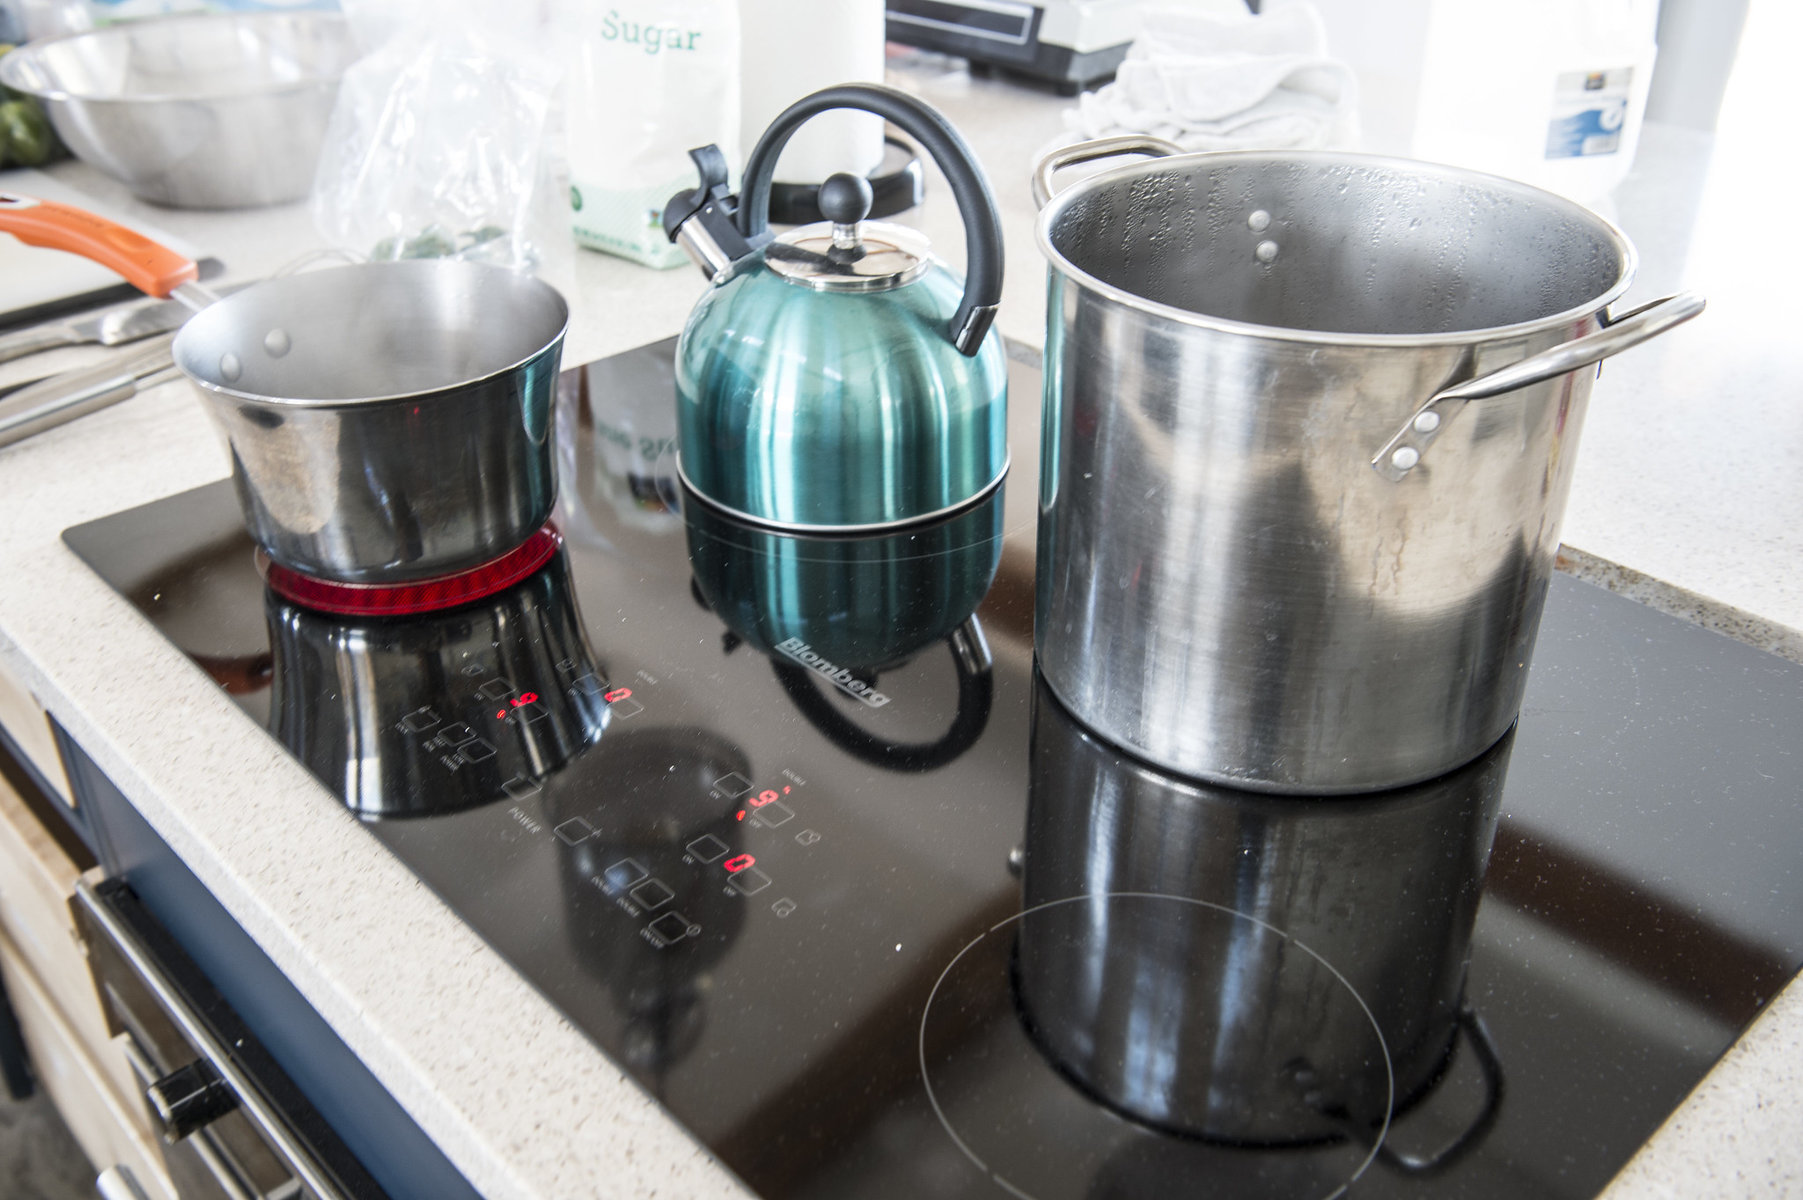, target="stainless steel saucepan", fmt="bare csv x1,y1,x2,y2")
0,193,569,584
